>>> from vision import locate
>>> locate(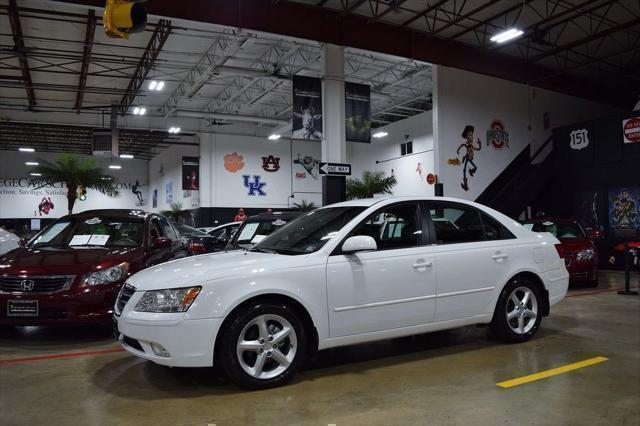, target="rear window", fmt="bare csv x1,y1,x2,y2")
528,221,585,239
